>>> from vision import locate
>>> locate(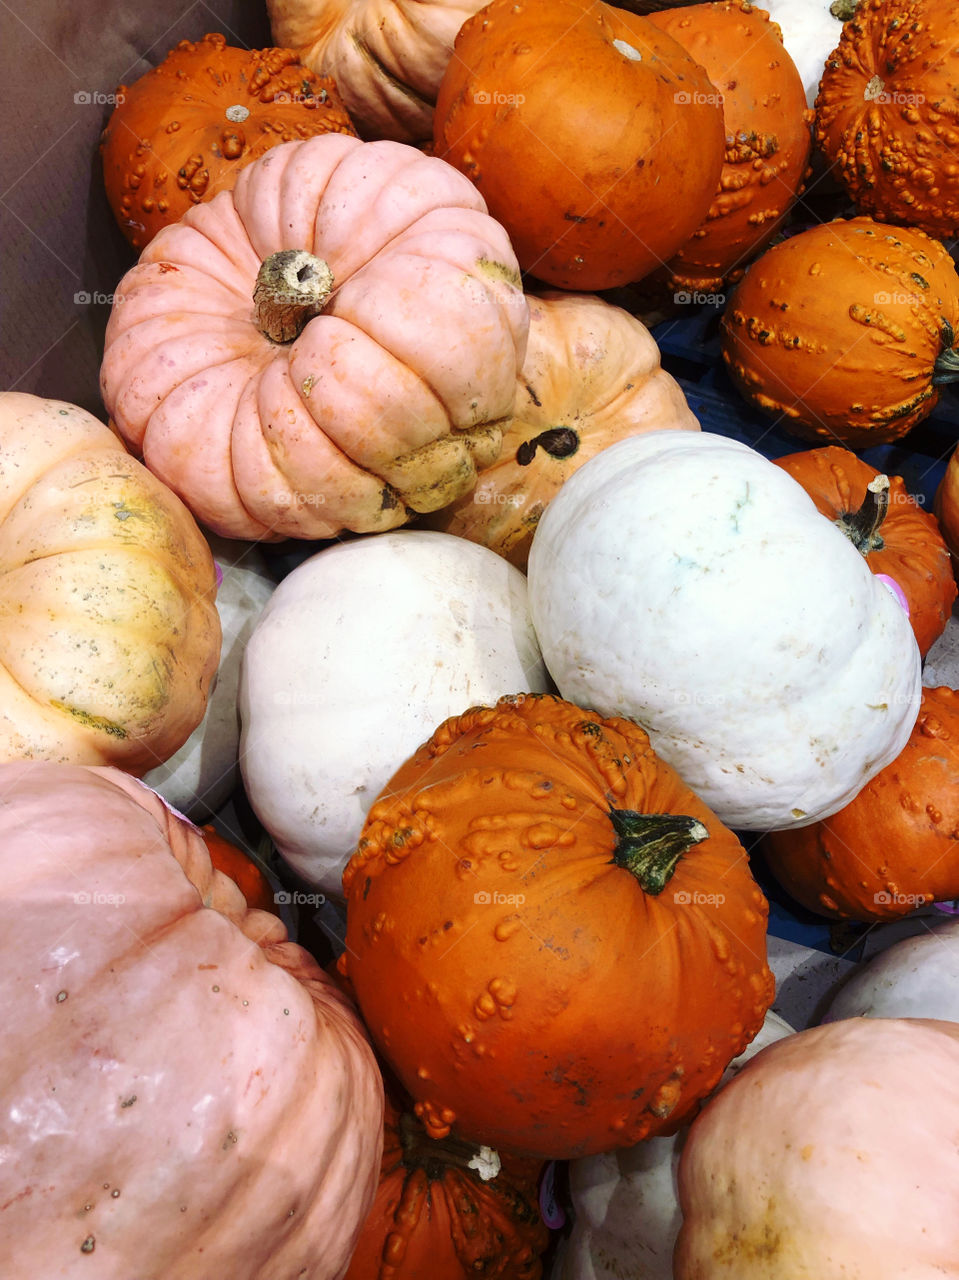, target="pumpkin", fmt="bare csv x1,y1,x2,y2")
761,685,959,921
345,1090,549,1280
267,0,485,142
526,430,921,832
239,530,550,896
673,1017,959,1277
100,32,356,251
198,823,278,914
0,391,220,774
100,133,529,541
757,0,860,108
555,1010,793,1280
815,0,959,239
934,447,959,566
432,0,726,291
0,760,383,1278
823,918,959,1023
720,215,959,445
341,692,775,1161
142,535,276,819
424,292,700,569
648,1,813,294
773,446,956,658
